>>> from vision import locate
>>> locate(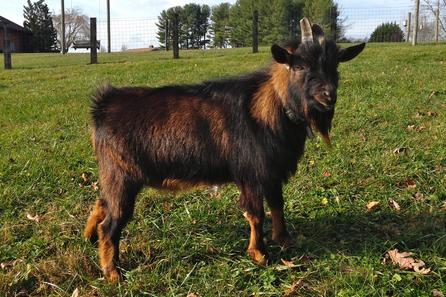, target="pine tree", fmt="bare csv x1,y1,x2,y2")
210,3,231,48
23,0,57,52
304,0,342,40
